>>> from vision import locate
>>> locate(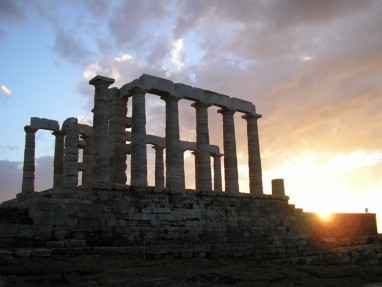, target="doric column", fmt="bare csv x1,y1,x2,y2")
218,108,239,193
130,87,147,186
63,118,80,187
108,87,127,184
212,153,223,192
242,114,263,194
89,75,115,184
21,126,37,193
52,130,65,188
152,145,165,188
161,96,183,192
191,102,212,191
